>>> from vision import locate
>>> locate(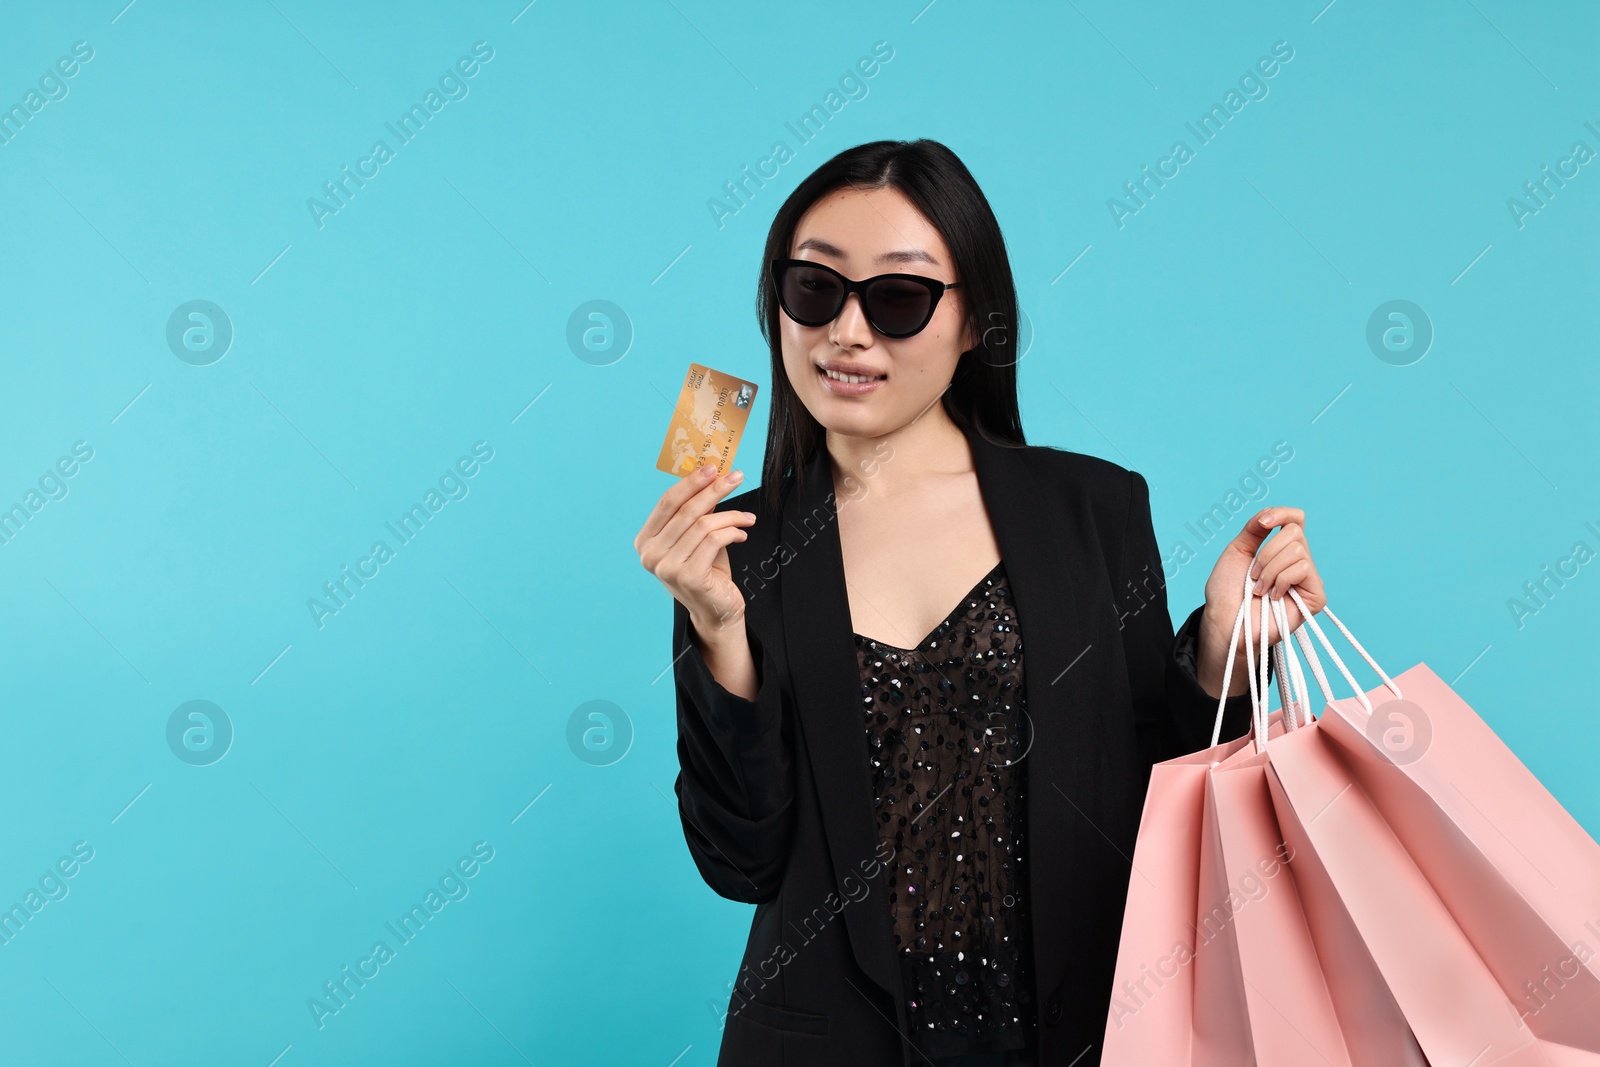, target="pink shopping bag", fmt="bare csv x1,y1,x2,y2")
1100,580,1270,1064
1194,592,1424,1066
1105,575,1346,1064
1262,587,1600,1065
1279,586,1600,1056
1196,745,1355,1065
